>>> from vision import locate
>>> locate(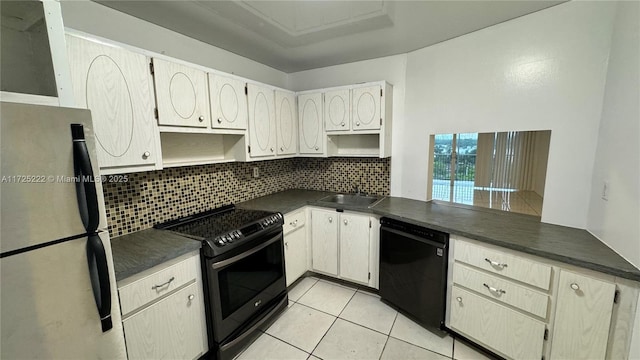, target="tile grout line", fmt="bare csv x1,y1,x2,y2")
387,334,454,359
308,290,358,358
290,277,319,302
377,311,398,360
261,332,313,358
